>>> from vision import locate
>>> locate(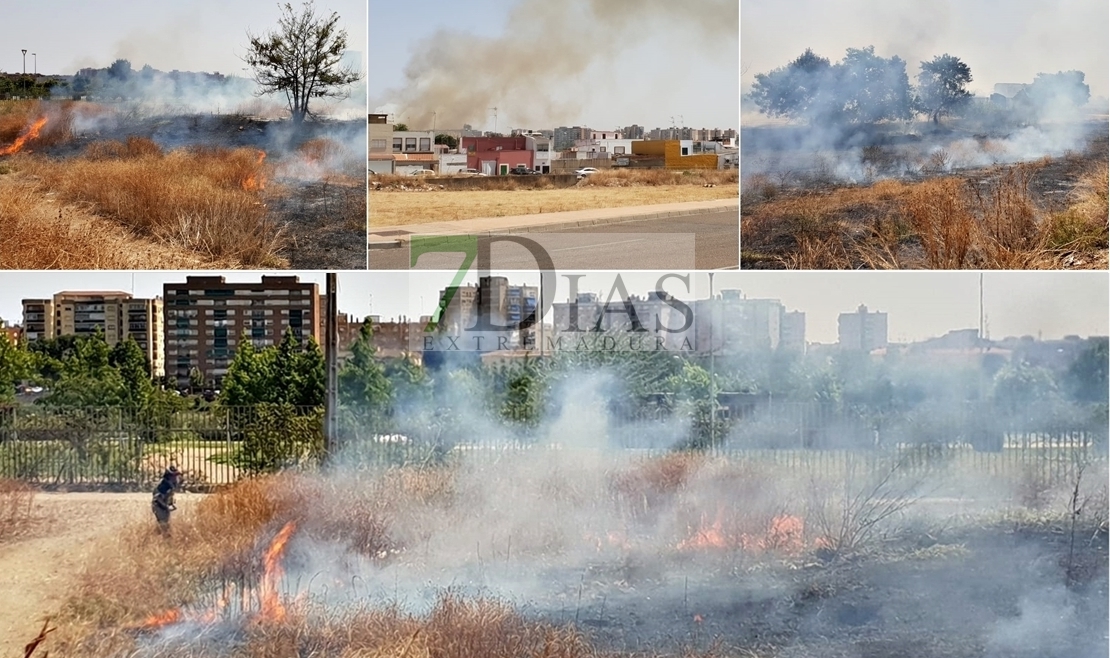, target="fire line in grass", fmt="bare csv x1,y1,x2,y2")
0,116,48,156
137,521,298,632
